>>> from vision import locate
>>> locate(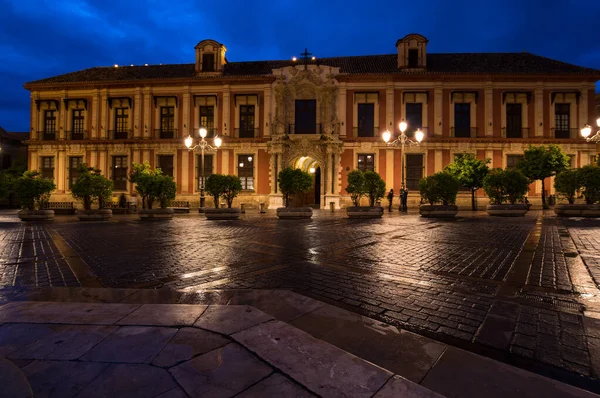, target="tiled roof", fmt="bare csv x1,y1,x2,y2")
25,52,600,86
